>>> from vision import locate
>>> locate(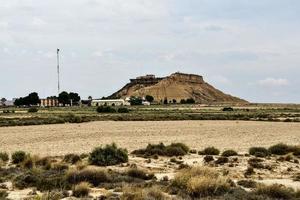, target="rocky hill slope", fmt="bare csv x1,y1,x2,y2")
109,72,247,104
